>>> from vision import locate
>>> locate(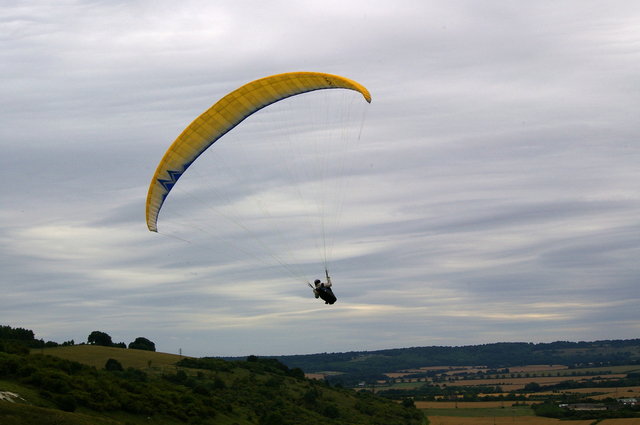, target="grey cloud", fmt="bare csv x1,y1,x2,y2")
1,0,639,357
